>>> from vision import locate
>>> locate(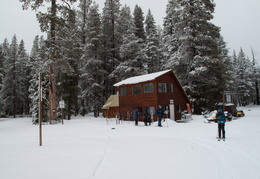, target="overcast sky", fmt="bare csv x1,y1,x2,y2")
0,0,259,62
